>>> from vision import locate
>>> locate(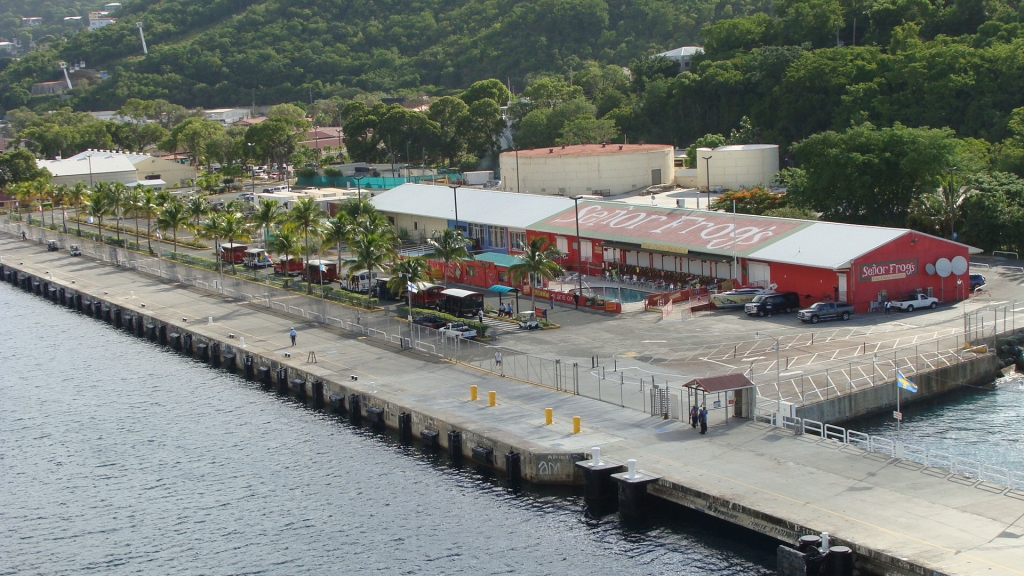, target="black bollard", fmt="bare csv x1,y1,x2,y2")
243,355,255,381
113,308,122,328
576,457,626,514
328,393,344,413
611,465,661,524
397,412,412,442
504,451,522,485
93,302,102,319
145,323,156,340
420,429,439,450
169,331,181,349
223,352,236,373
827,546,853,576
366,406,385,430
48,287,58,302
348,394,361,424
447,430,462,463
290,378,306,401
276,368,288,395
102,306,111,323
134,316,144,337
75,293,83,312
257,366,271,387
210,343,220,367
33,280,41,295
58,288,66,305
311,380,324,409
